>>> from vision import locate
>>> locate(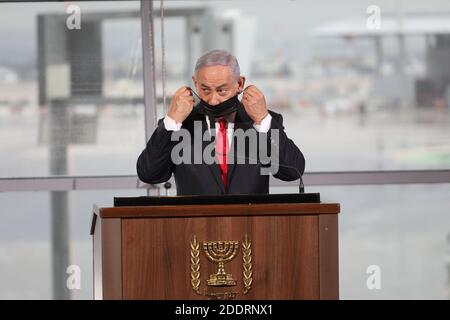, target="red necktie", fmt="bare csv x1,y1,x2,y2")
216,119,229,189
